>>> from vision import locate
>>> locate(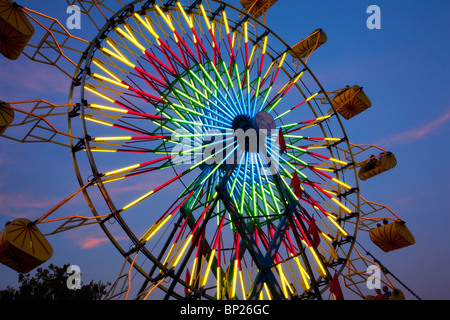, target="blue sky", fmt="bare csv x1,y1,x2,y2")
0,0,449,300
